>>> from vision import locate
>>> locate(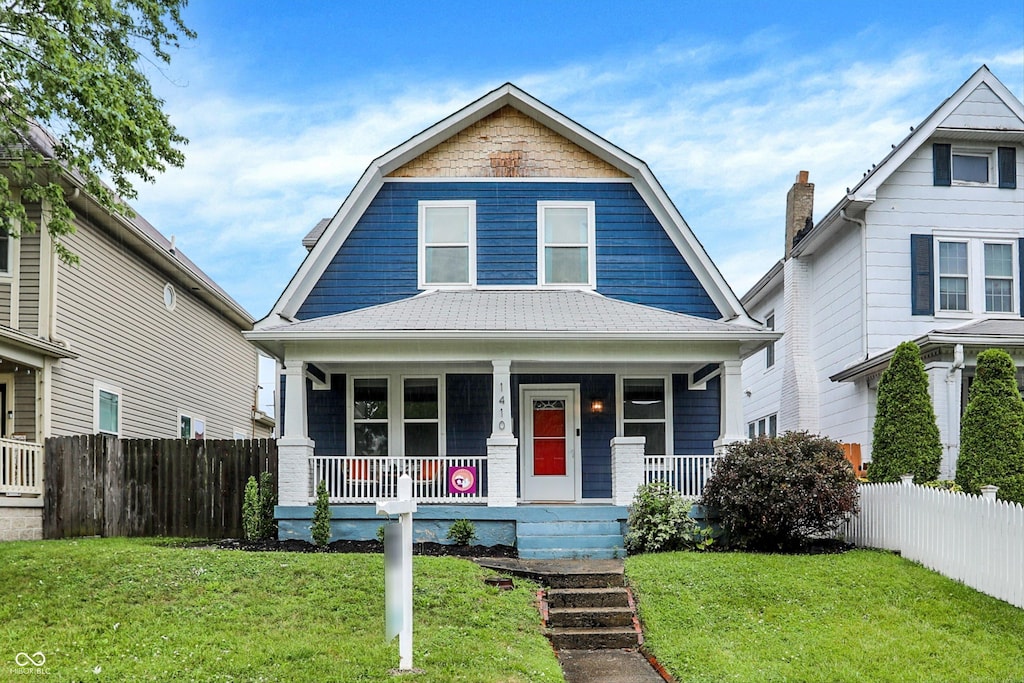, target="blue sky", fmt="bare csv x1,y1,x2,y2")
129,1,1024,321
